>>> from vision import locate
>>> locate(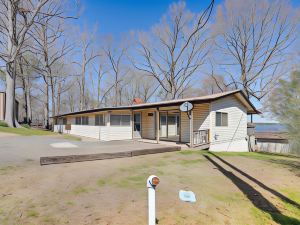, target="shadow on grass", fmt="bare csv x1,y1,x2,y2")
209,152,300,210
204,155,300,225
